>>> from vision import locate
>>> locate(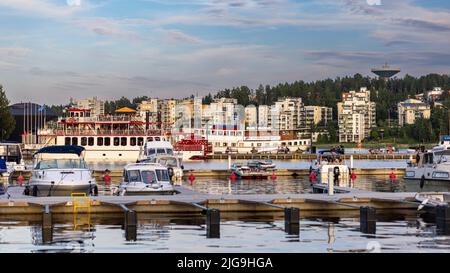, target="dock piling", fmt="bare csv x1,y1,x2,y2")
119,204,137,241
284,207,300,235
436,205,450,235
360,206,376,234
42,205,53,243
206,209,220,238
